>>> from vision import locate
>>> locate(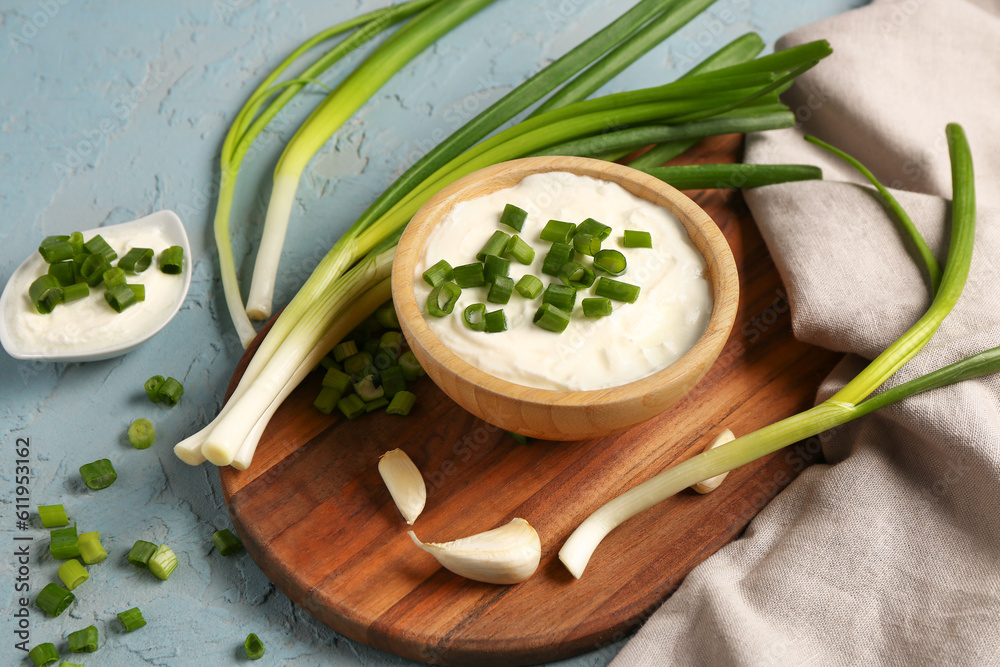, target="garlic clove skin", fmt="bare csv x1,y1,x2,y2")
409,518,541,585
378,448,426,525
690,428,735,494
